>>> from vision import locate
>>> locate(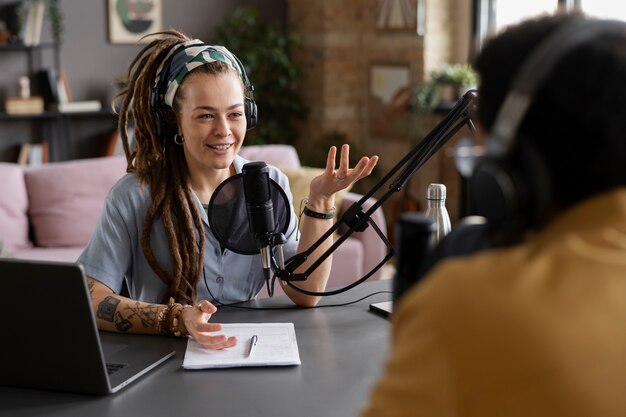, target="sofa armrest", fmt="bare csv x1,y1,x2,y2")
337,191,389,280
